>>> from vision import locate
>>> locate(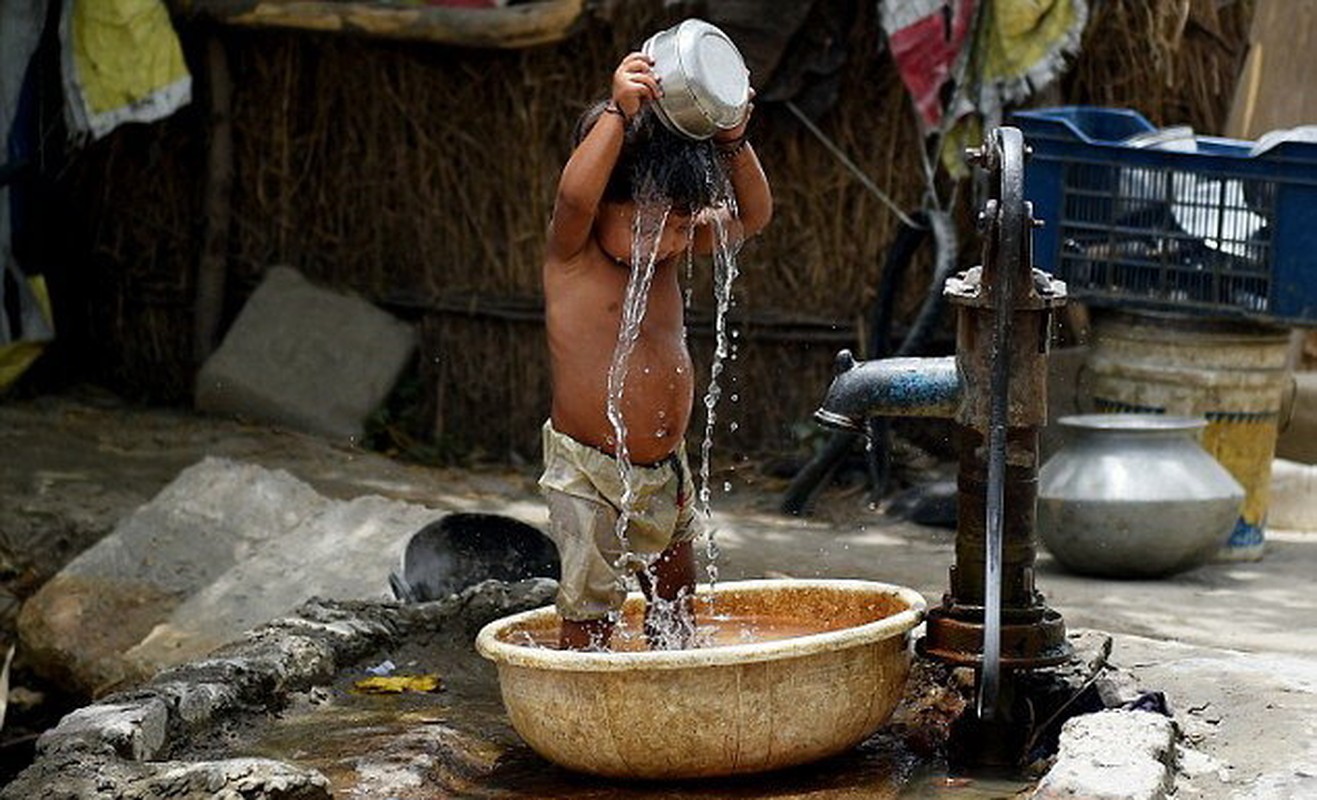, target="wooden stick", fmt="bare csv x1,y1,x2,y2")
193,34,235,368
